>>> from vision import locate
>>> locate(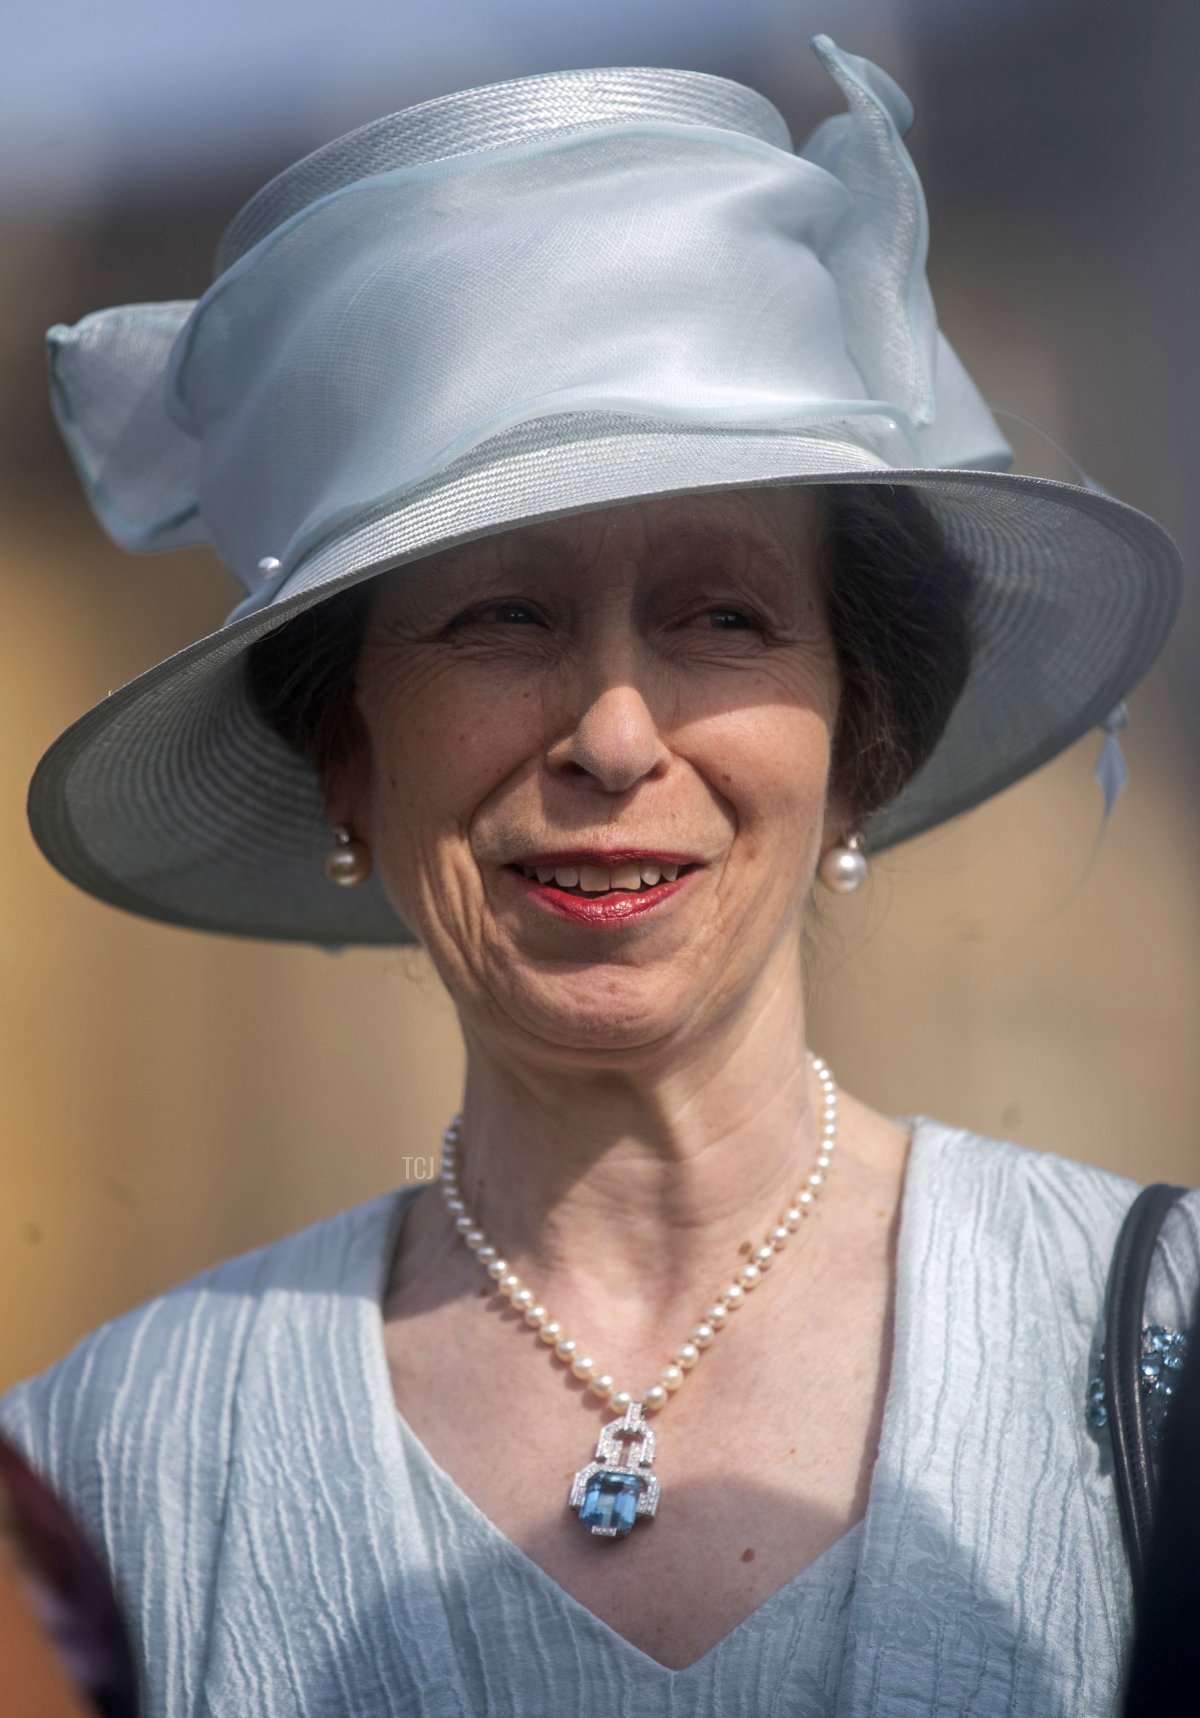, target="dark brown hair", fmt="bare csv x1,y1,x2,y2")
245,485,975,828
818,484,975,821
